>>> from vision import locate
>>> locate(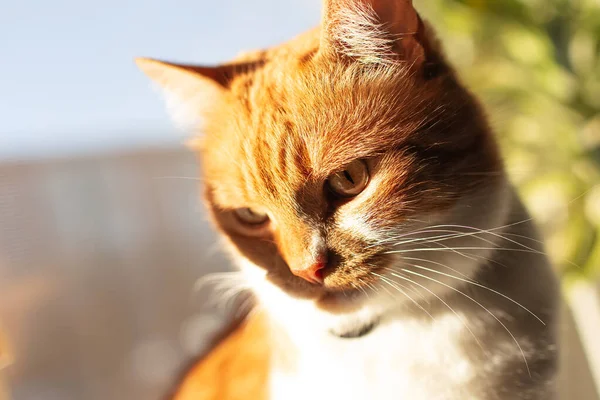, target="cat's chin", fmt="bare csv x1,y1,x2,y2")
315,287,368,313
268,274,370,314
266,271,376,314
